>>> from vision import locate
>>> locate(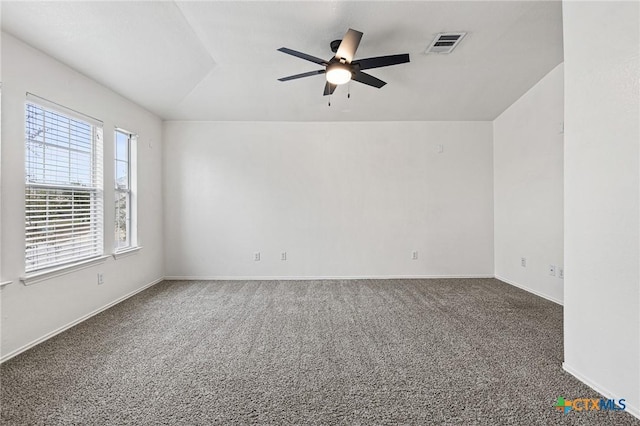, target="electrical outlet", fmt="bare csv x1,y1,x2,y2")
521,257,526,267
412,251,418,260
549,265,556,276
281,252,287,261
254,252,261,261
97,273,104,285
559,267,564,279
